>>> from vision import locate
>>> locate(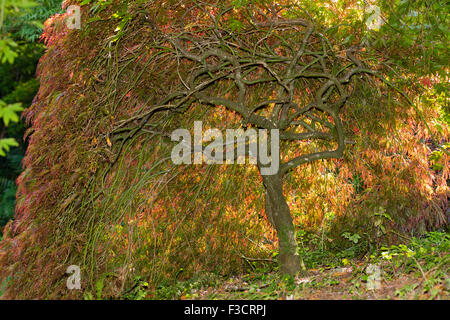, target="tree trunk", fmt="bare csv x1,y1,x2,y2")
261,172,304,275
